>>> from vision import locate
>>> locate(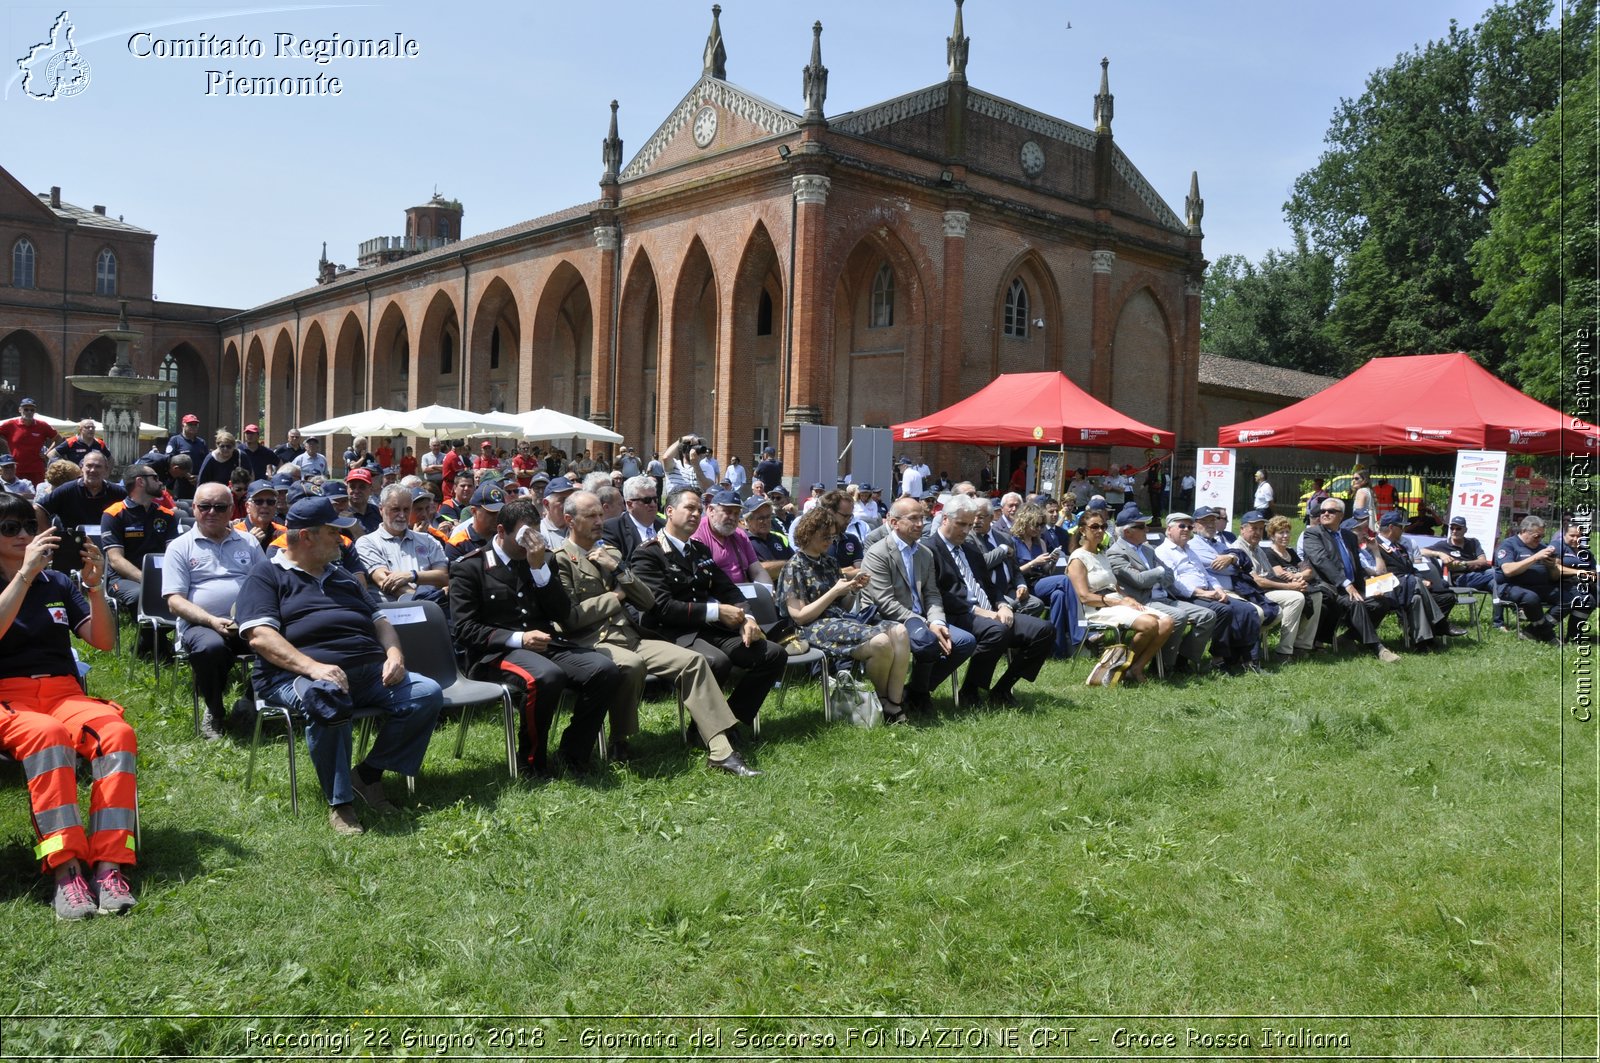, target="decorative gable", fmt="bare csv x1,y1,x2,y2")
621,76,801,180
